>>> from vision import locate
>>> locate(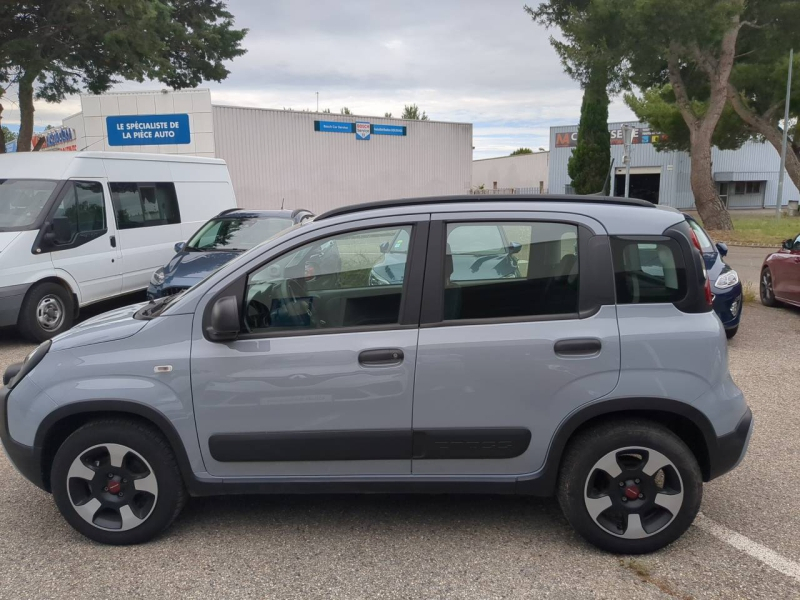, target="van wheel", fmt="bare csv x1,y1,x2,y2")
51,418,187,545
18,282,74,341
557,419,702,554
